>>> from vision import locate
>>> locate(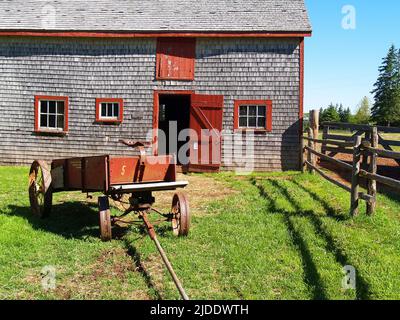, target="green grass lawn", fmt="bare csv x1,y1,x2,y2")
1,166,400,300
